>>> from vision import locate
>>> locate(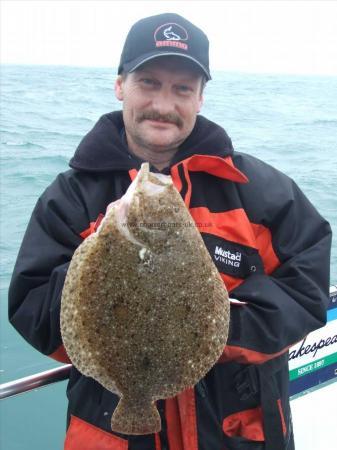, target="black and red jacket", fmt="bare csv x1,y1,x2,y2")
9,112,331,450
